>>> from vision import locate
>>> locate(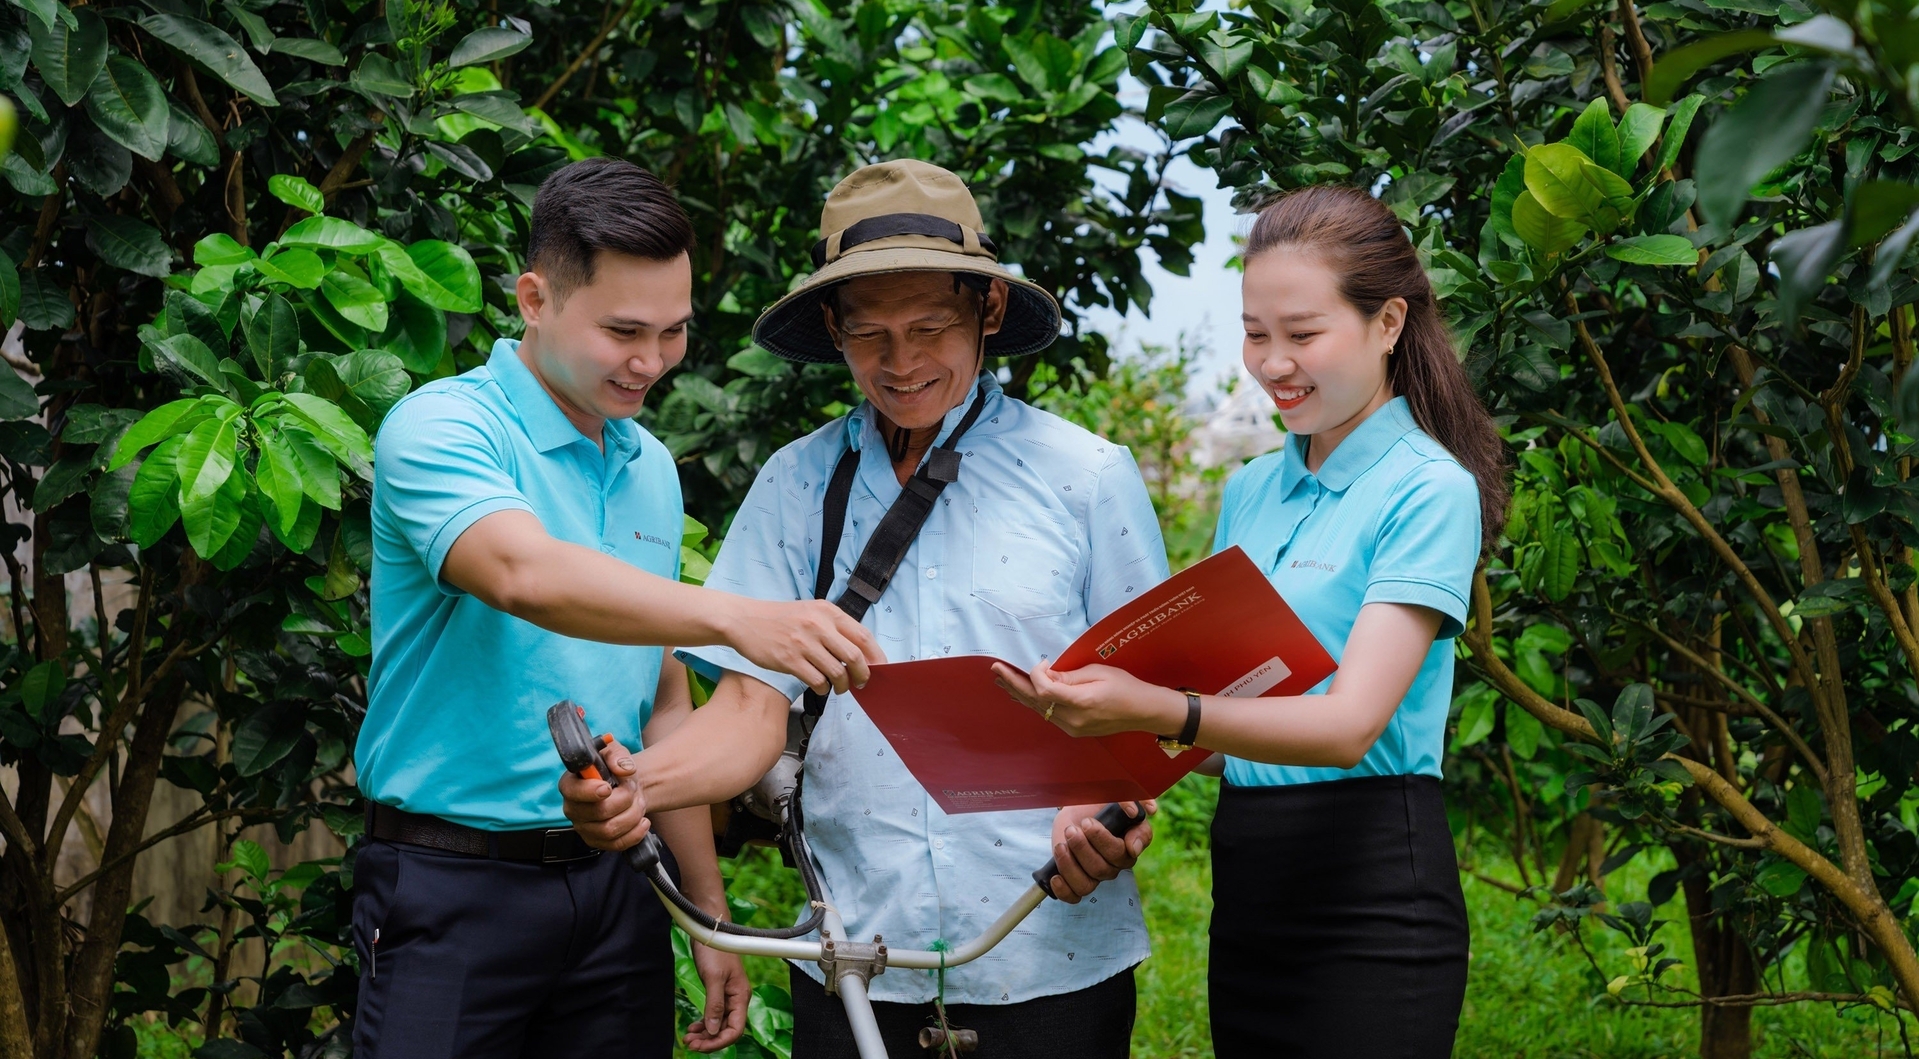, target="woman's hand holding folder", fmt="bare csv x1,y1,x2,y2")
992,661,1188,740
